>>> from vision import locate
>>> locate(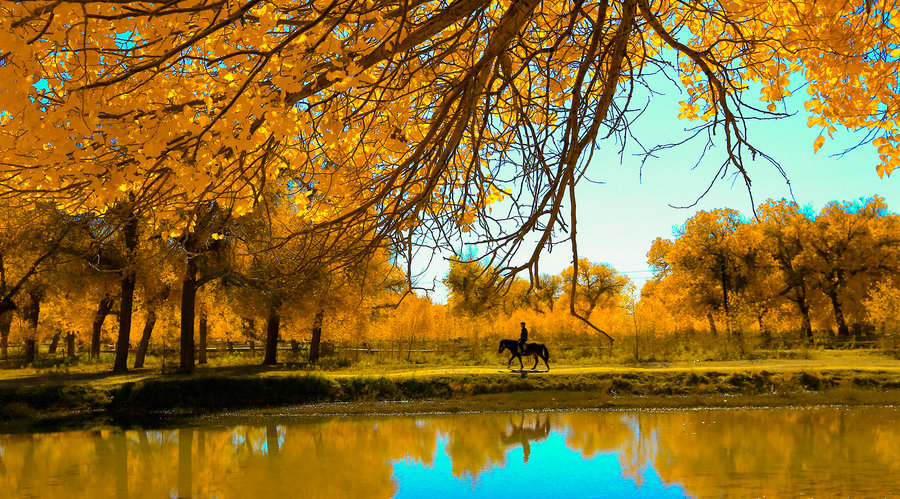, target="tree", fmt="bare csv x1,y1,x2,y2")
443,258,505,317
526,274,564,314
132,284,171,369
801,197,900,338
755,199,818,341
865,279,900,336
225,180,395,365
171,202,234,374
561,259,629,319
230,203,330,366
112,209,139,372
653,209,749,336
62,205,147,371
3,0,897,347
132,236,179,369
0,202,73,360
